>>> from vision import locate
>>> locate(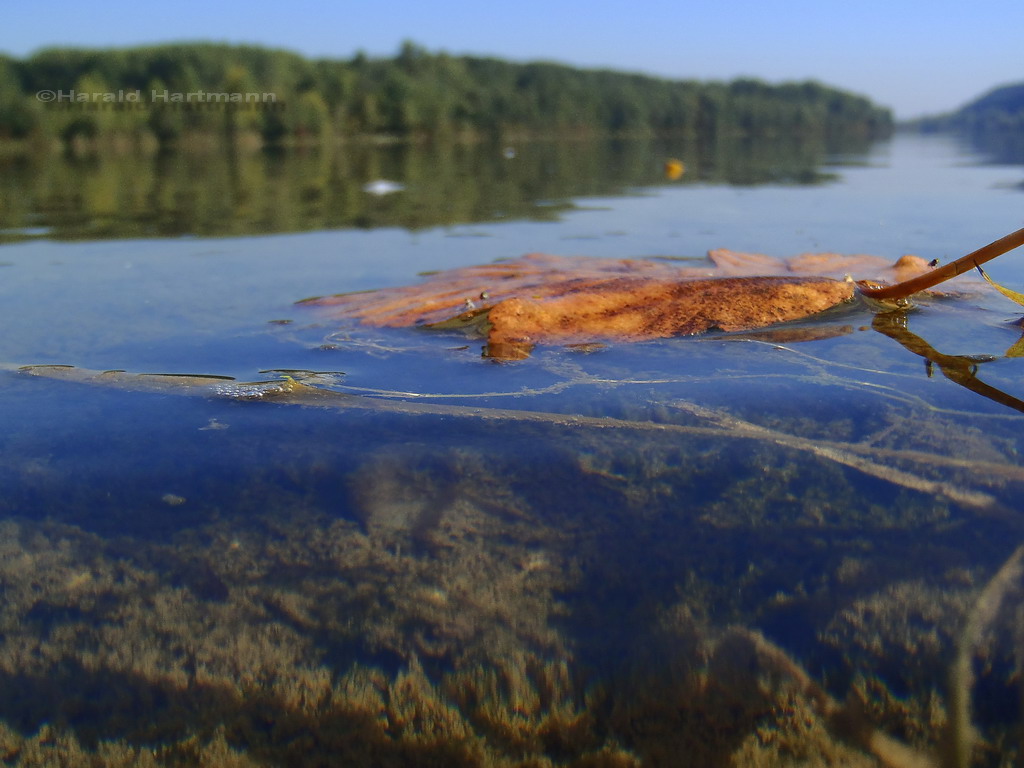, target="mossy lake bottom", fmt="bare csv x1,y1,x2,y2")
2,134,1024,765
